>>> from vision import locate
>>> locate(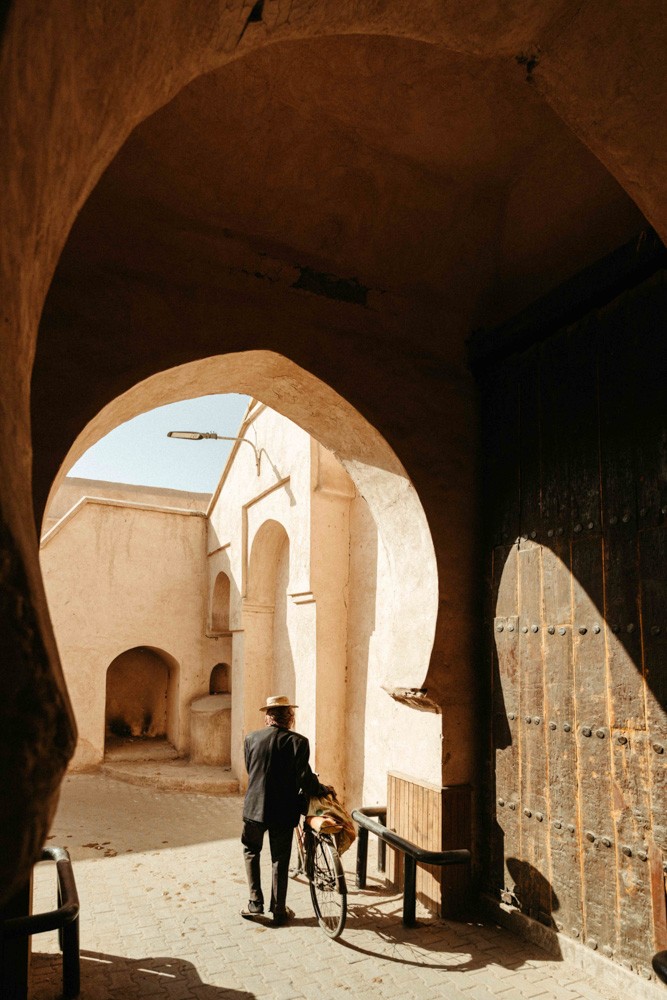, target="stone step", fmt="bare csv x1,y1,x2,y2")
104,736,180,763
100,758,240,796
